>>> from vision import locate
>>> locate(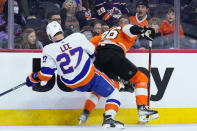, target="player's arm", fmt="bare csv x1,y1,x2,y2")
37,54,57,81
123,24,155,41
26,48,56,87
